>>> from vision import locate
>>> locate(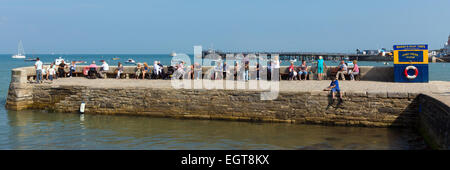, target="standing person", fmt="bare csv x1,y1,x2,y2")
272,56,281,81
317,56,326,80
256,62,260,80
194,62,202,80
116,62,123,79
267,61,272,80
214,61,222,80
223,62,228,80
234,62,239,80
349,60,359,81
34,58,43,83
324,77,342,100
58,60,67,78
48,63,55,81
298,60,308,80
336,60,348,80
244,61,250,81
